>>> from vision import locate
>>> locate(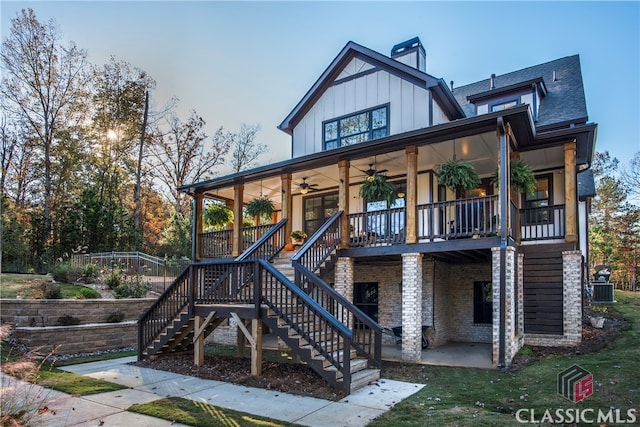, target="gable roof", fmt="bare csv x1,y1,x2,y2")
452,55,588,129
278,41,464,134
